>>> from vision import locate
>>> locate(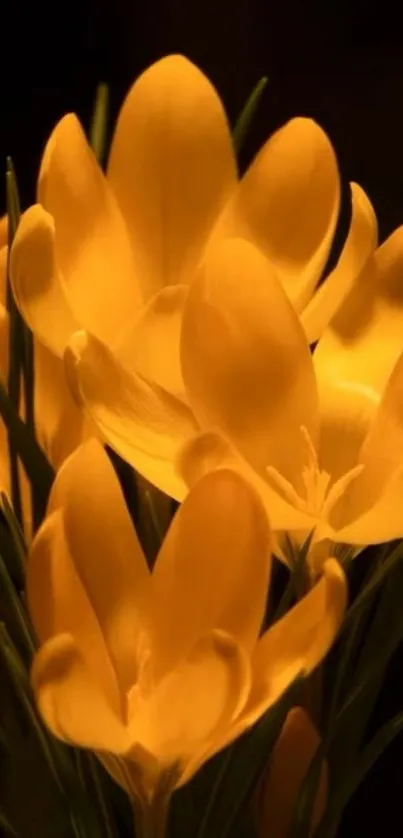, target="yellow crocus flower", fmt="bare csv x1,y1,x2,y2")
28,439,346,801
